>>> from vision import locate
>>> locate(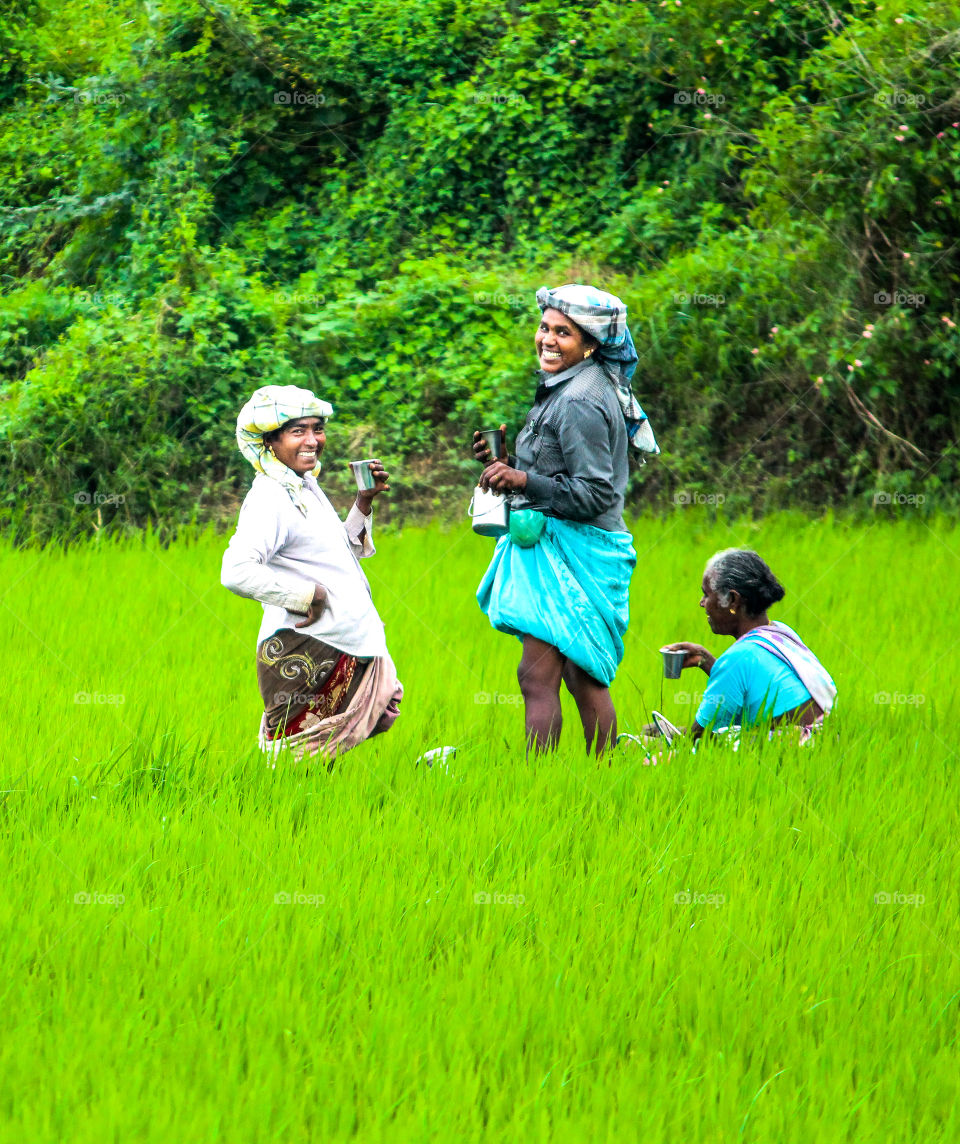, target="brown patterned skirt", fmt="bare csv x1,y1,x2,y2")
257,629,370,740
